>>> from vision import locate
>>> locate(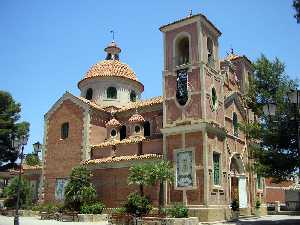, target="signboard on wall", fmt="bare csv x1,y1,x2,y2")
175,149,195,188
